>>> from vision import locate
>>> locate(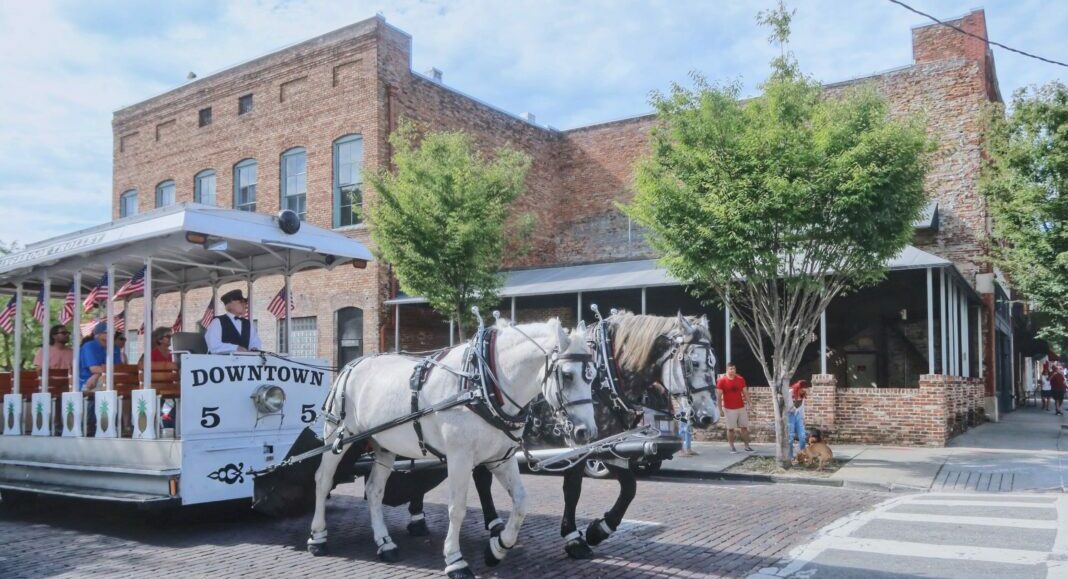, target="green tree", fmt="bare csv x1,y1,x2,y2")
0,241,62,371
624,2,930,464
367,122,531,339
982,83,1068,353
